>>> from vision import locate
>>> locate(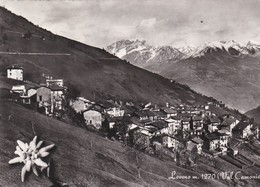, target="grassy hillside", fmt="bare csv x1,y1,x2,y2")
0,6,211,107
246,106,260,124
1,78,260,187
0,96,229,187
